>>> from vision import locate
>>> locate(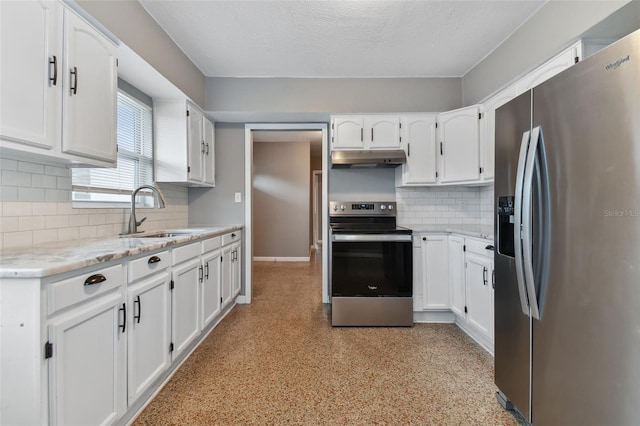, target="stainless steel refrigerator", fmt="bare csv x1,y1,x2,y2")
494,29,640,424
